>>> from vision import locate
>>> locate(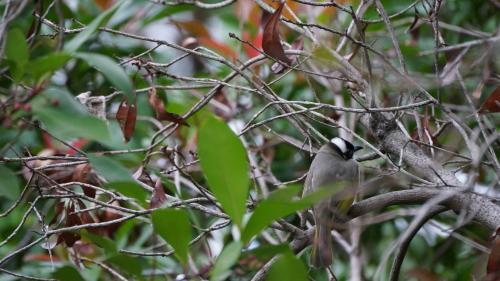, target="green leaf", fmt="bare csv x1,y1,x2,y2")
210,241,242,281
242,183,345,243
82,231,117,254
265,253,308,281
88,155,133,182
5,28,29,81
198,116,249,227
52,266,86,281
34,108,109,141
88,155,147,202
242,244,289,261
74,52,134,102
64,1,123,52
108,254,142,277
151,208,191,265
107,181,147,203
0,165,21,201
31,88,110,142
28,52,71,82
